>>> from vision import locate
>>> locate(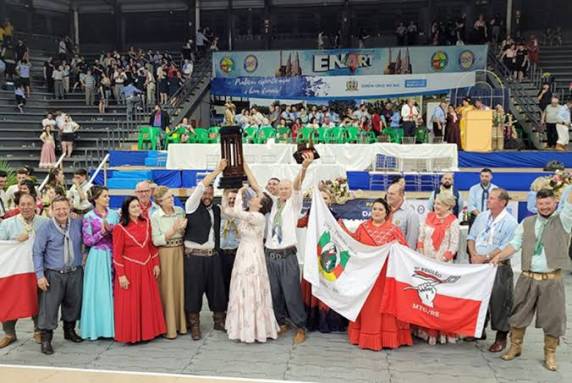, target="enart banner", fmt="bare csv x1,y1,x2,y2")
213,45,488,78
211,72,476,100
